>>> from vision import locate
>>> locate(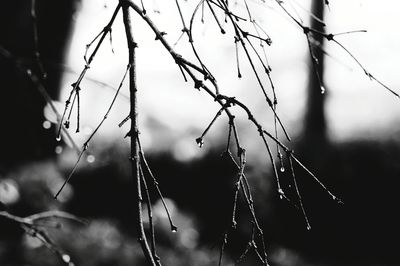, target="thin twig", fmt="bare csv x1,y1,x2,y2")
54,62,131,199
274,0,399,98
57,3,122,140
288,154,311,230
138,139,177,232
0,210,83,265
139,165,161,265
